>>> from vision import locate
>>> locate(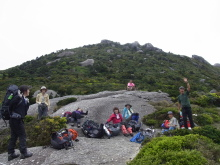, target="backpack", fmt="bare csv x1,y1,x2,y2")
81,120,105,138
51,128,78,150
130,128,154,143
128,120,142,132
104,123,121,138
62,111,72,124
0,85,21,126
161,120,170,129
131,113,139,122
